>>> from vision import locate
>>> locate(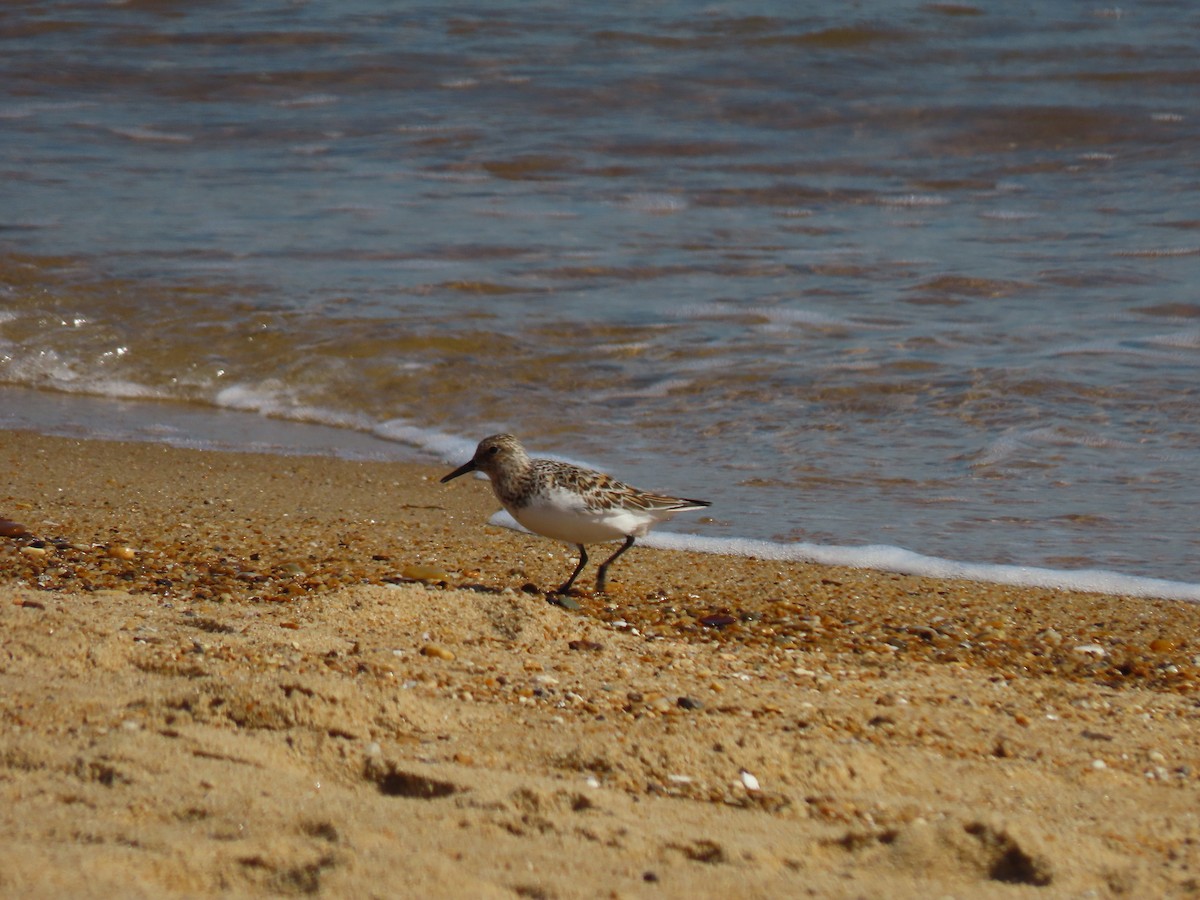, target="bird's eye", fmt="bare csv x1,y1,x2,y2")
487,446,499,455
